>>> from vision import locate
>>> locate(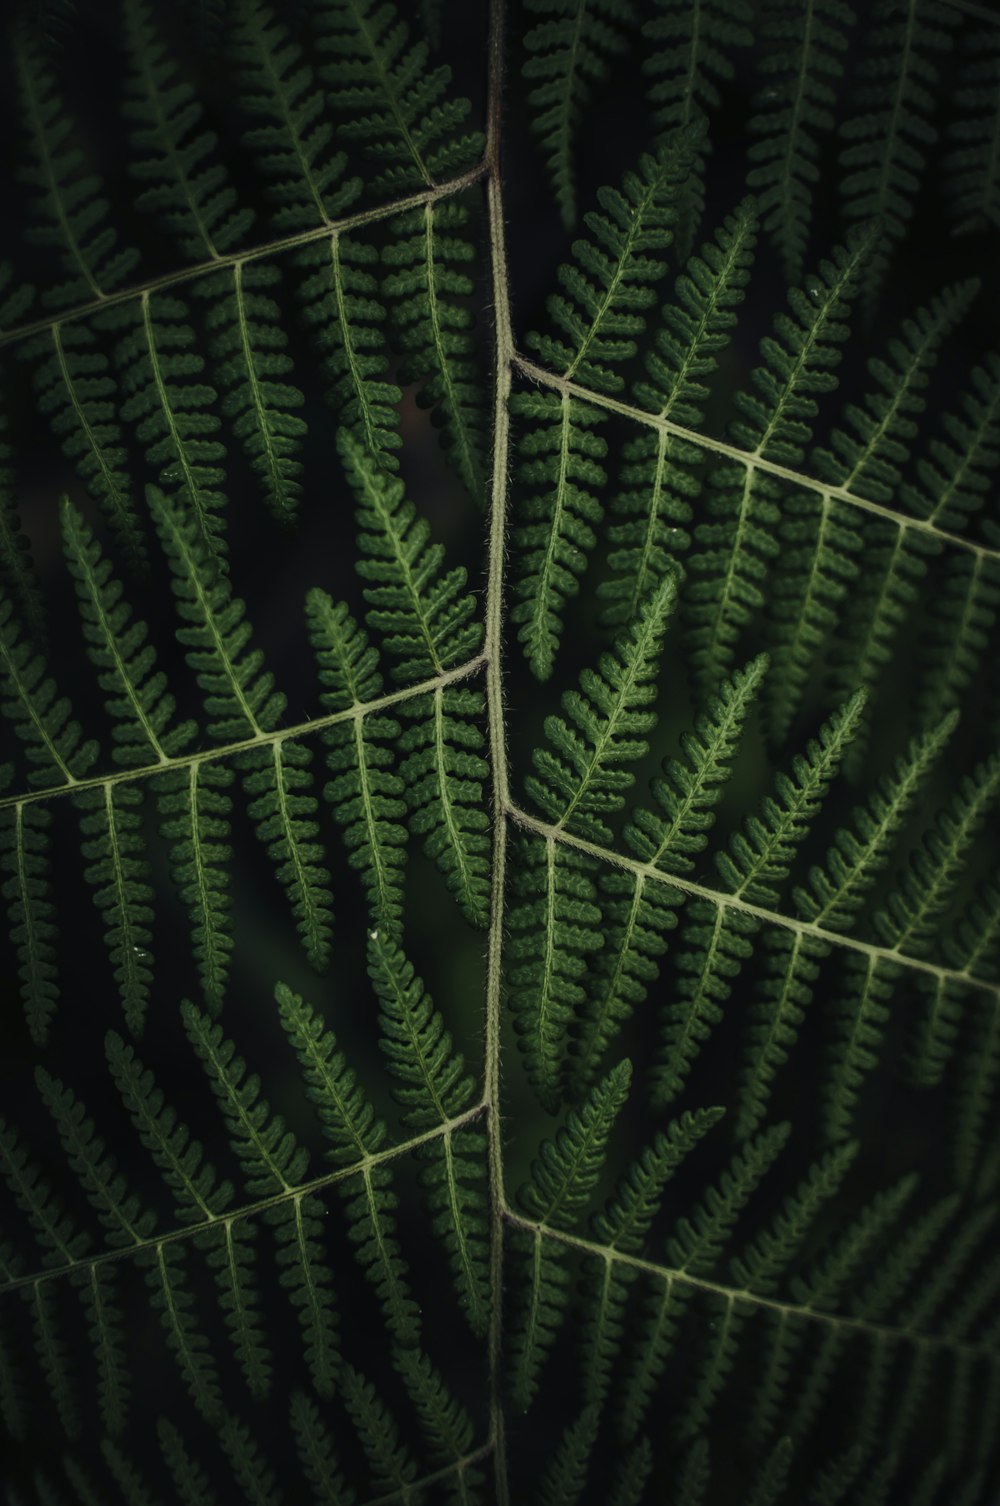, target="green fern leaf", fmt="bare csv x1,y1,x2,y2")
197,263,307,527
534,1402,599,1506
599,197,757,629
508,1061,632,1409
838,0,957,302
0,800,59,1043
15,35,140,306
288,1392,353,1506
155,760,235,1013
579,1107,724,1406
219,1413,282,1506
232,0,361,233
276,981,420,1346
382,196,487,501
24,326,142,563
513,137,693,676
522,0,637,229
367,931,489,1333
297,233,402,469
115,297,228,568
944,21,1000,234
306,590,407,932
686,230,870,695
641,0,754,255
316,0,483,195
572,653,765,1093
181,1002,340,1396
0,597,99,787
342,430,489,923
73,782,155,1035
341,1363,419,1494
123,0,254,260
747,0,856,283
